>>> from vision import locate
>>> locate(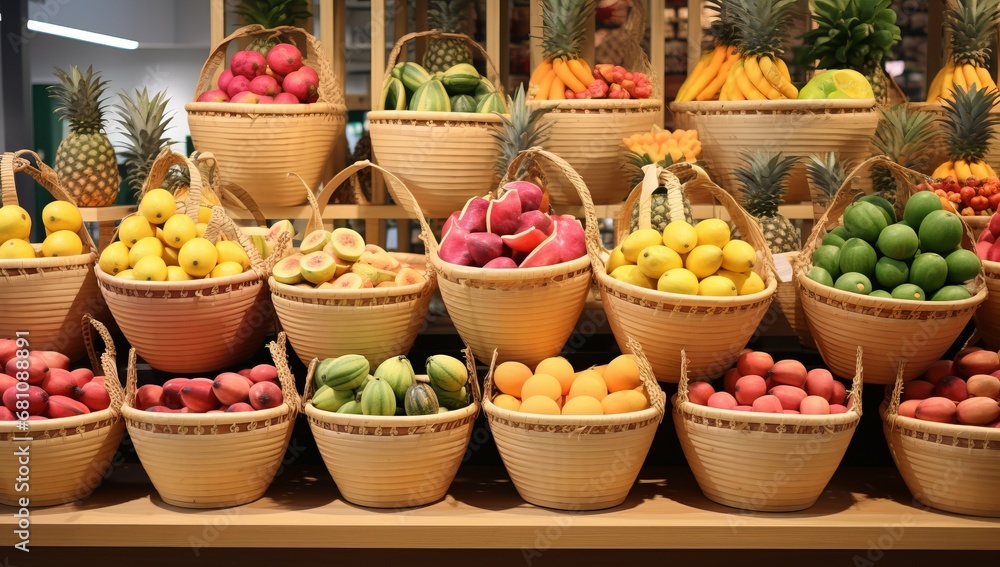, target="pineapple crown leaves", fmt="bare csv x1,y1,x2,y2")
48,65,110,133
946,0,1000,66
871,104,937,171
941,84,1000,162
804,152,847,203
734,150,799,217
729,0,799,57
234,0,311,29
492,83,555,180
112,88,175,196
428,0,467,32
706,0,741,48
539,0,597,60
624,151,678,190
797,0,900,71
